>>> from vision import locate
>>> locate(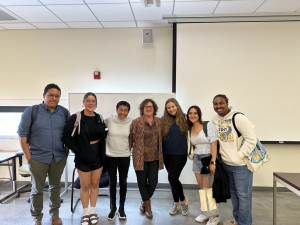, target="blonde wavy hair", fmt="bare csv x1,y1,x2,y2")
161,98,189,141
